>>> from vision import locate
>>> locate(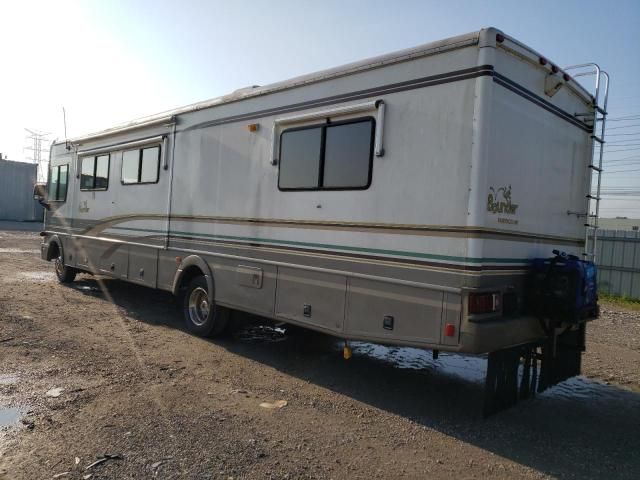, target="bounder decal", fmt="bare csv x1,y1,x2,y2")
488,186,519,225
